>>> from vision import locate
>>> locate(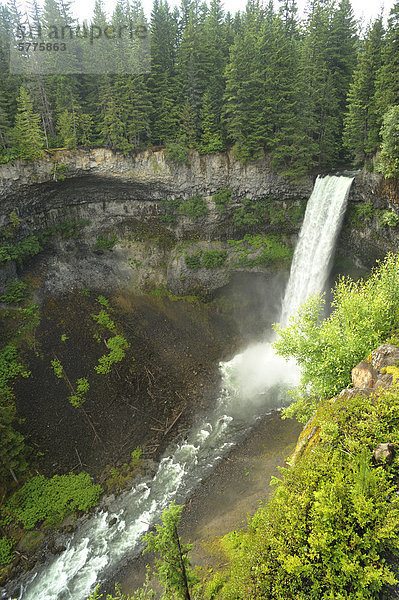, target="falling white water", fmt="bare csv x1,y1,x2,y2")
7,174,354,600
280,175,355,325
